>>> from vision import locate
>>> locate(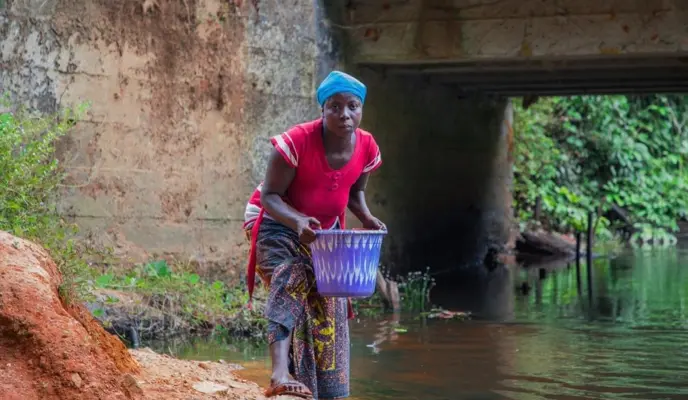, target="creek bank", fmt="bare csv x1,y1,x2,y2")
0,230,138,399
0,230,295,400
86,268,404,344
84,259,271,343
86,287,268,344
